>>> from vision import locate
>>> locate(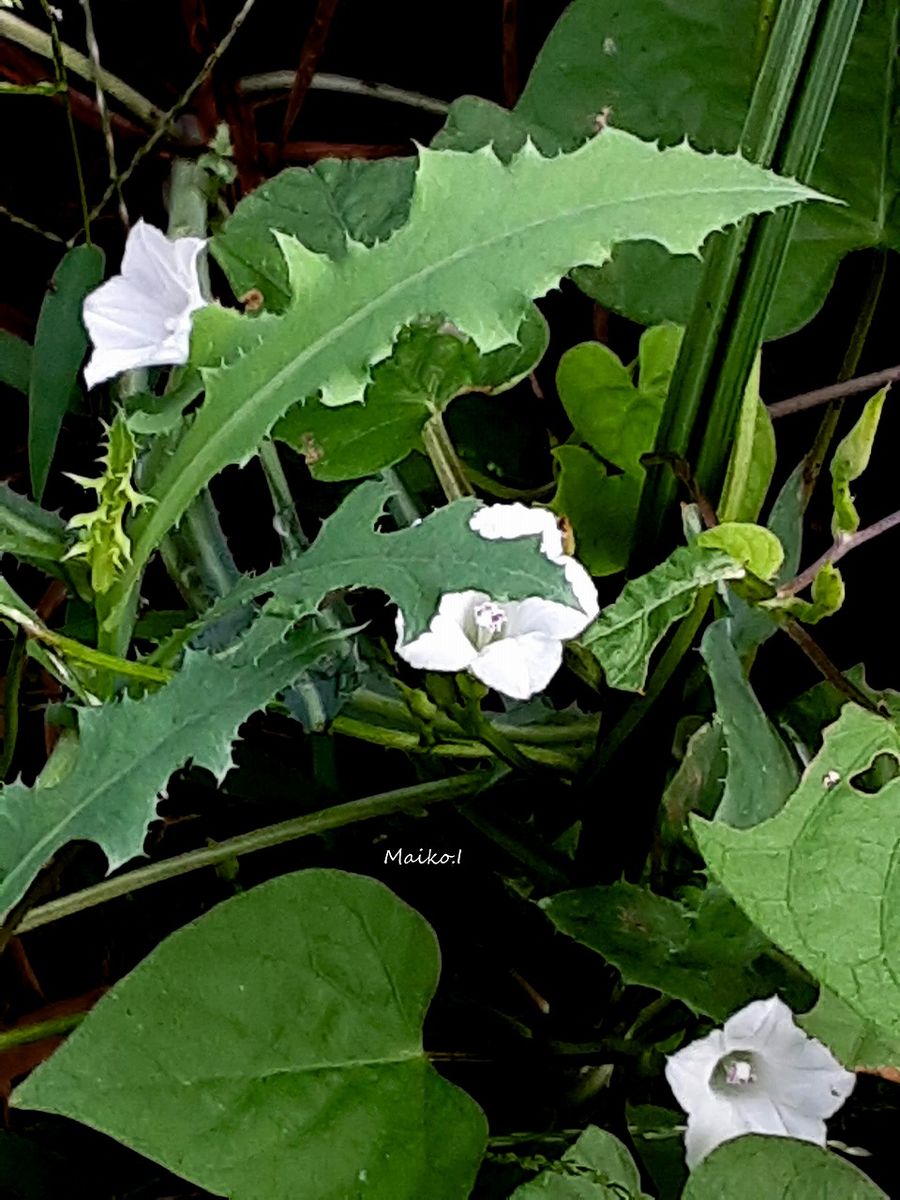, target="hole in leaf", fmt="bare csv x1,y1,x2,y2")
850,752,900,794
